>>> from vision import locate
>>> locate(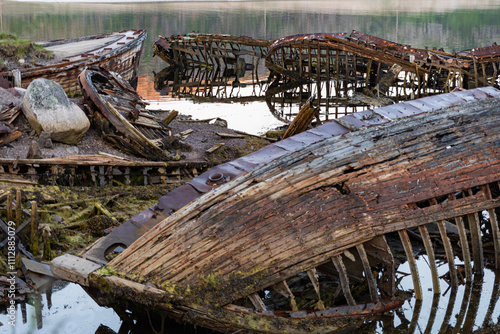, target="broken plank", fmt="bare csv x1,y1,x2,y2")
216,132,245,139
50,254,102,286
205,143,225,154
